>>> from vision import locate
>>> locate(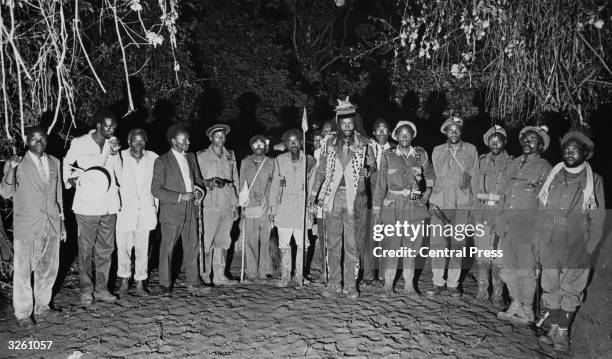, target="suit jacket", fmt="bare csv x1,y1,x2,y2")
0,153,63,241
151,150,203,224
